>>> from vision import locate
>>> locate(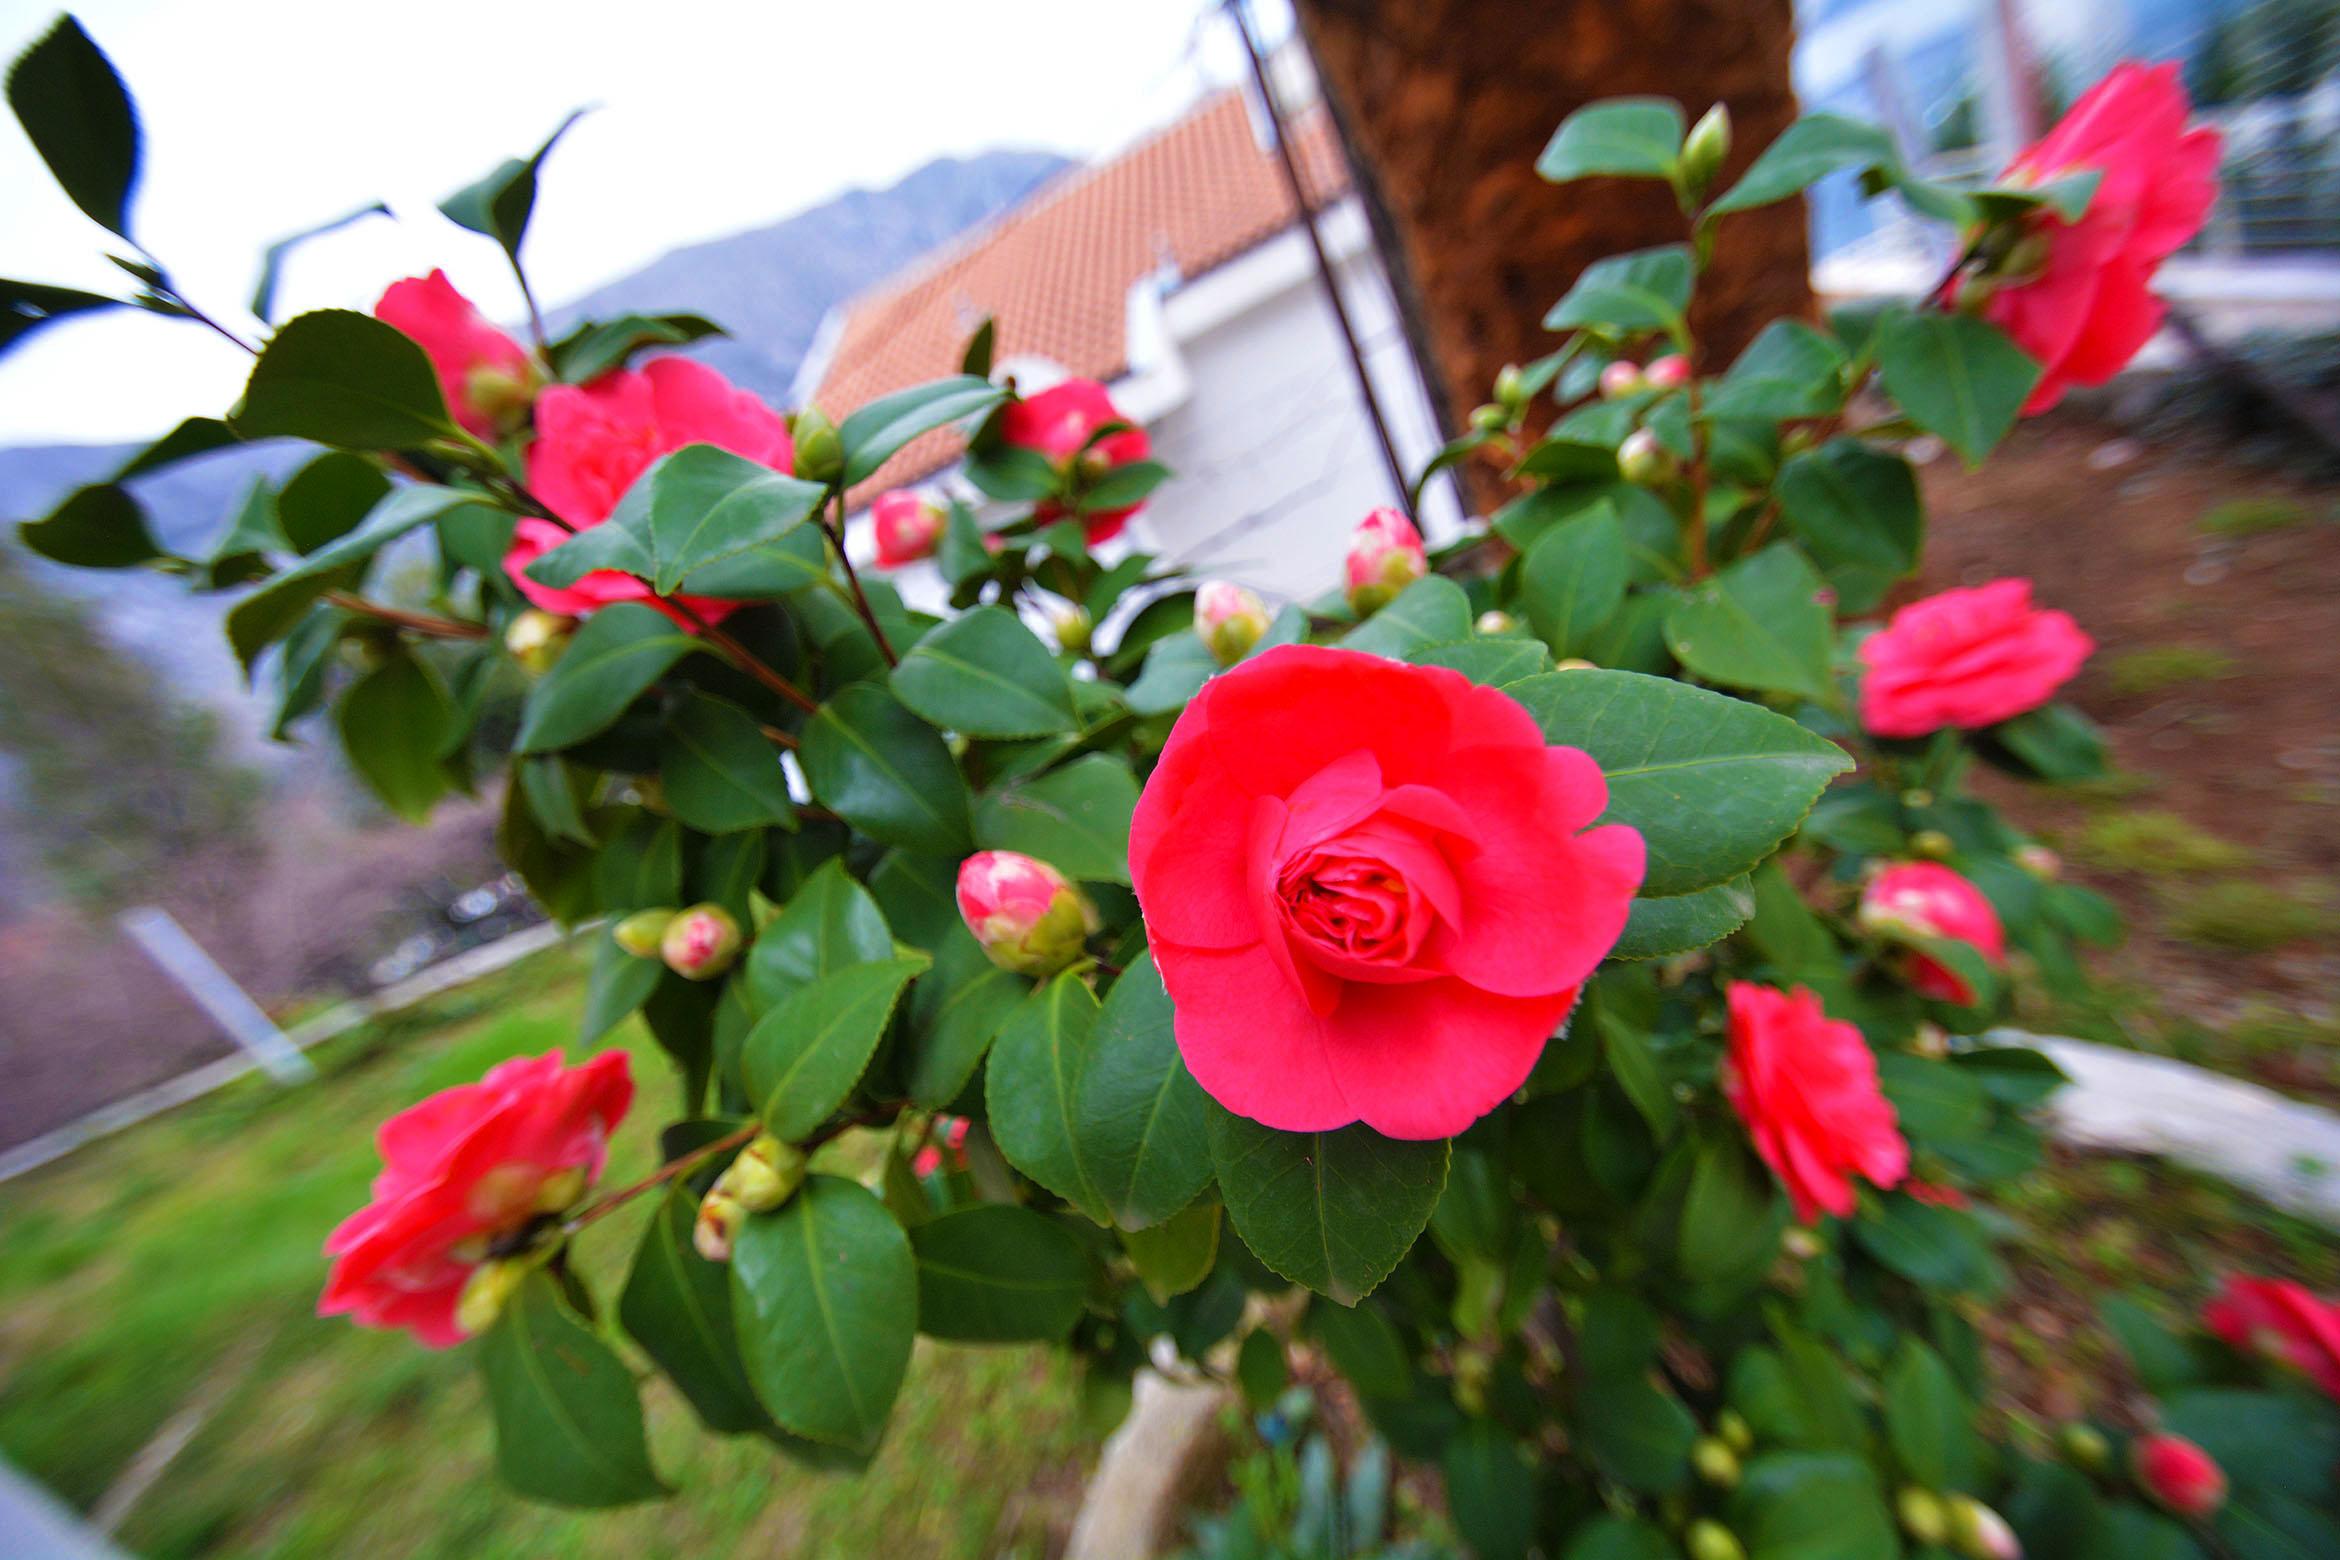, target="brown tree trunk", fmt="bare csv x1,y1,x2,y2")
1292,0,1813,505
